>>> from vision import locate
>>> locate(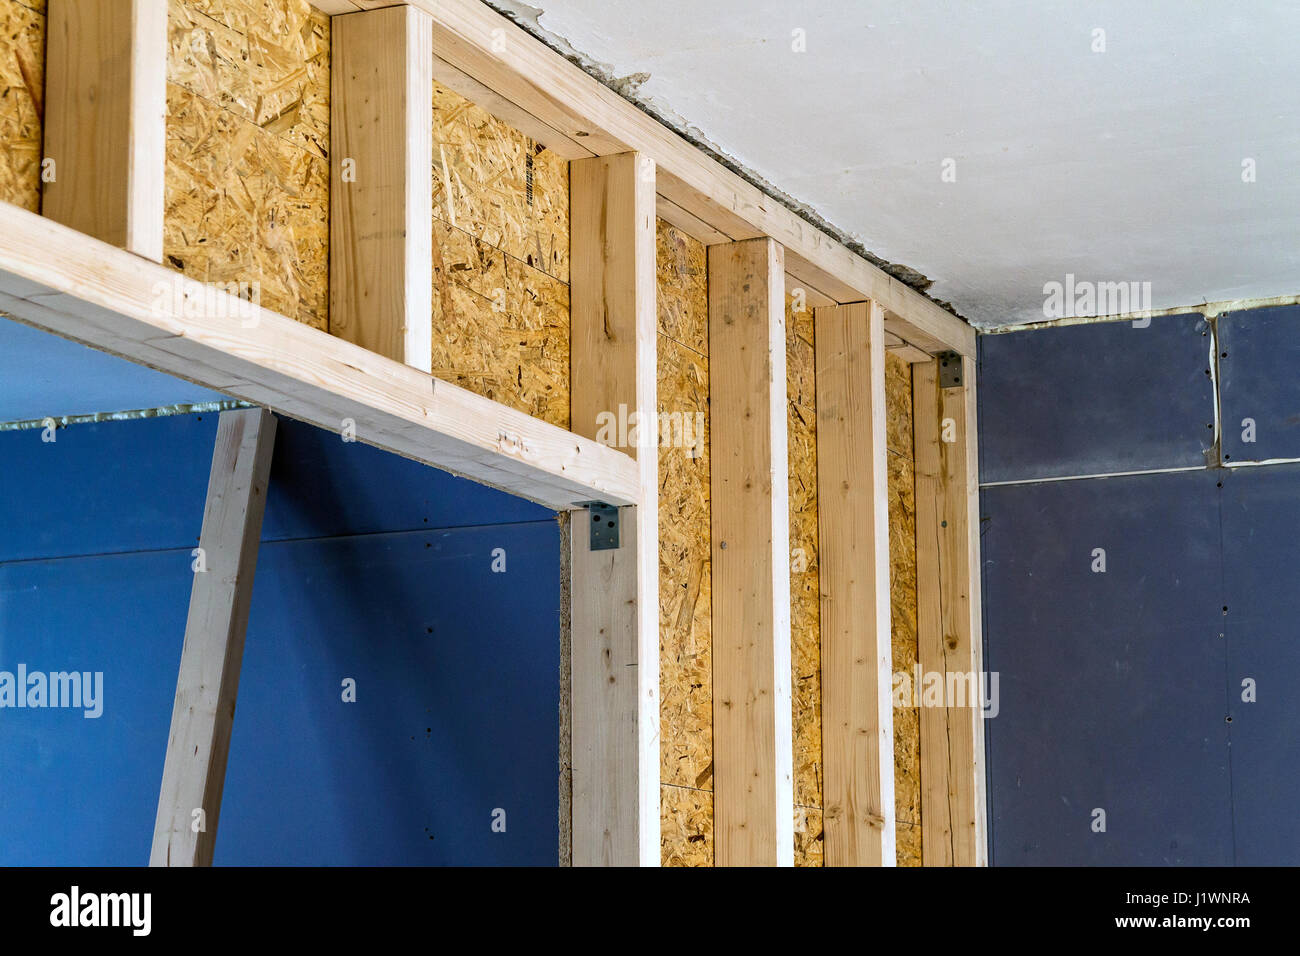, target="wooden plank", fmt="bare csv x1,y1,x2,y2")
568,152,659,866
708,237,793,866
331,5,434,371
311,0,363,13
815,301,895,866
43,0,167,262
150,408,277,867
0,202,638,510
351,0,974,357
913,356,989,866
